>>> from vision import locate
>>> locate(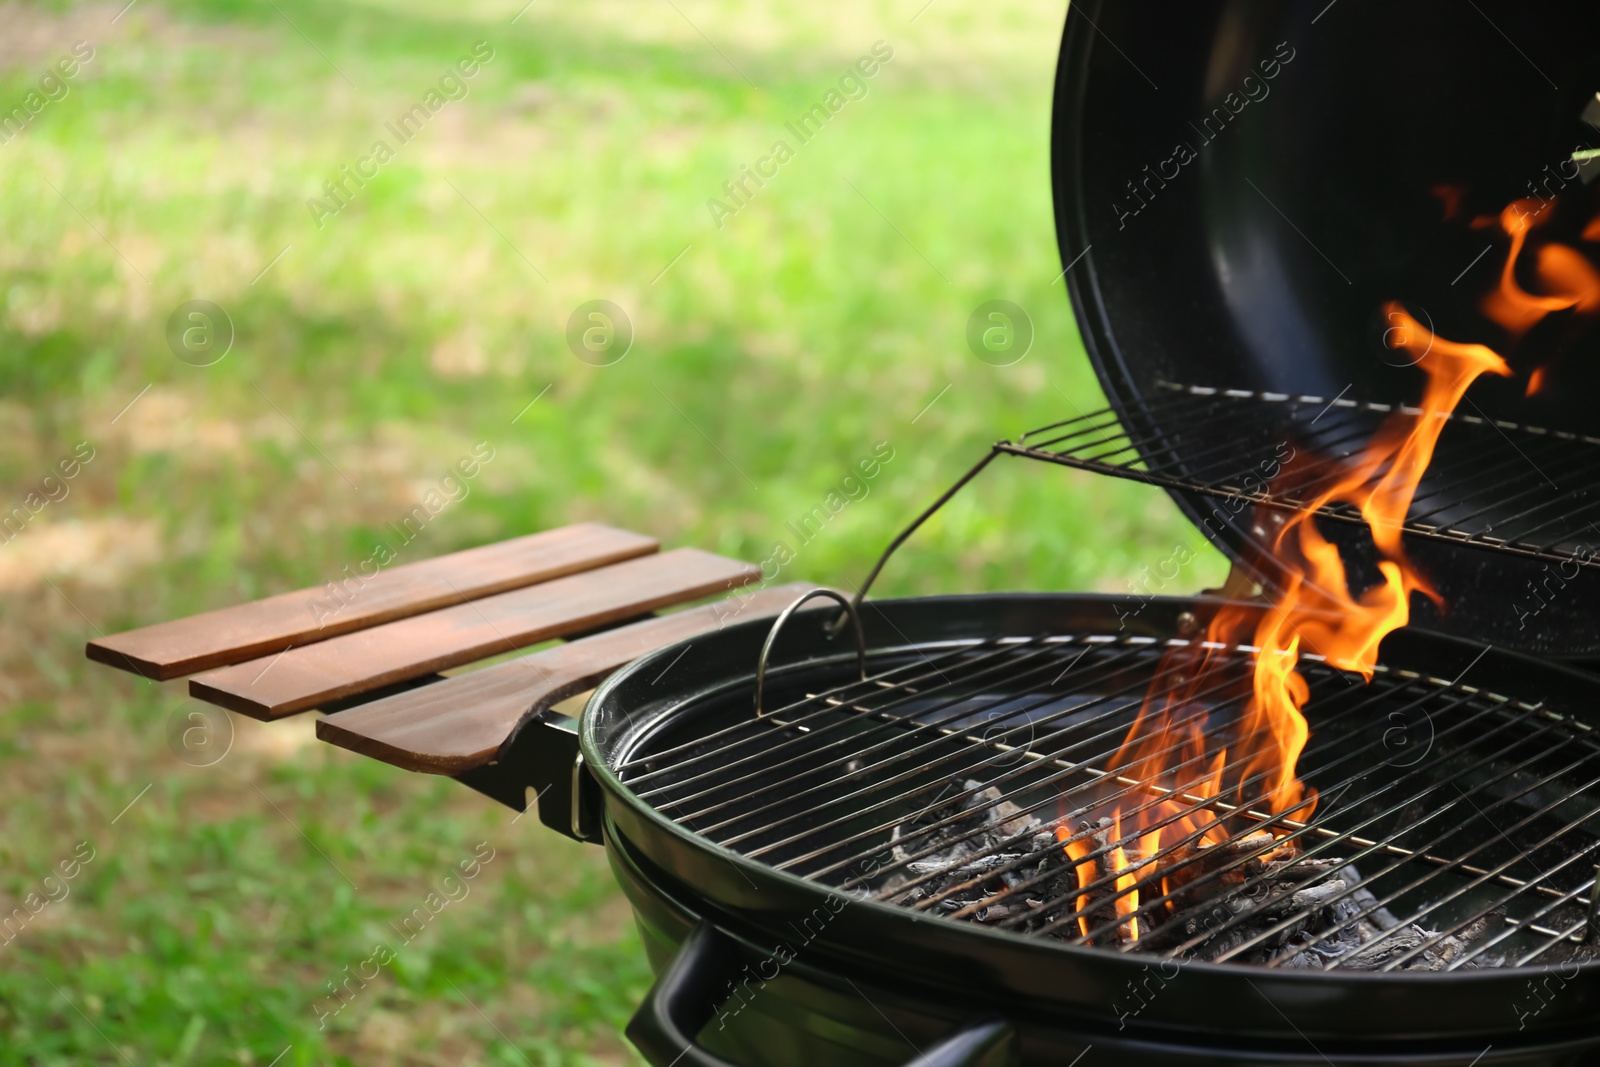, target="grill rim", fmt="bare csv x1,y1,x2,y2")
575,593,1600,1043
